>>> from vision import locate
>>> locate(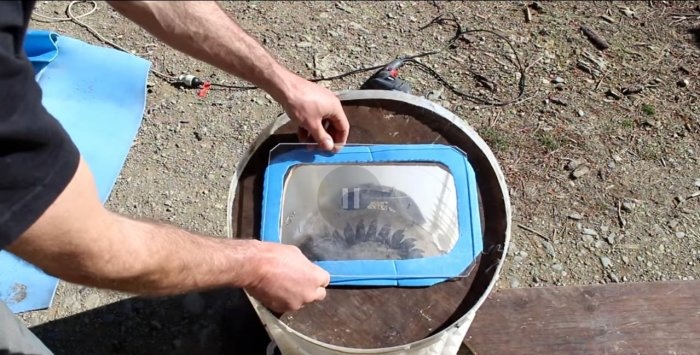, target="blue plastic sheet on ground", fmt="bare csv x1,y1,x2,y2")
0,30,150,313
